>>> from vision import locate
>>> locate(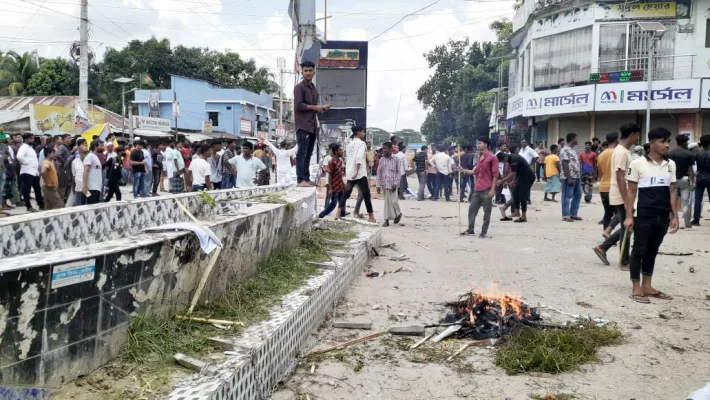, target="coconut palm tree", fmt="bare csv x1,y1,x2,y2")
0,51,38,96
